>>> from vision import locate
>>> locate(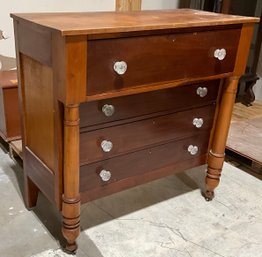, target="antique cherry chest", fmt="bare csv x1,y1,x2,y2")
11,9,259,252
